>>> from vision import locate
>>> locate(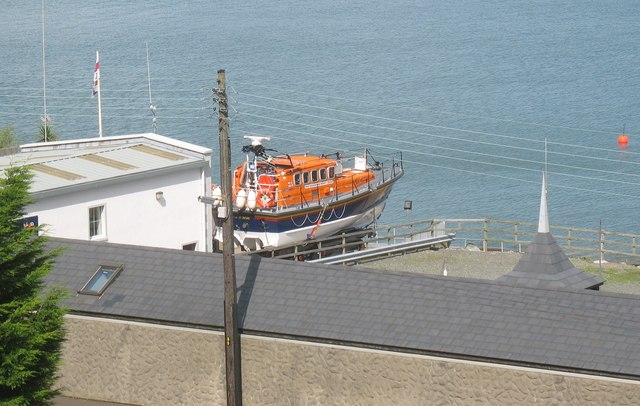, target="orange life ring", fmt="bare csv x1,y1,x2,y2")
257,174,276,208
